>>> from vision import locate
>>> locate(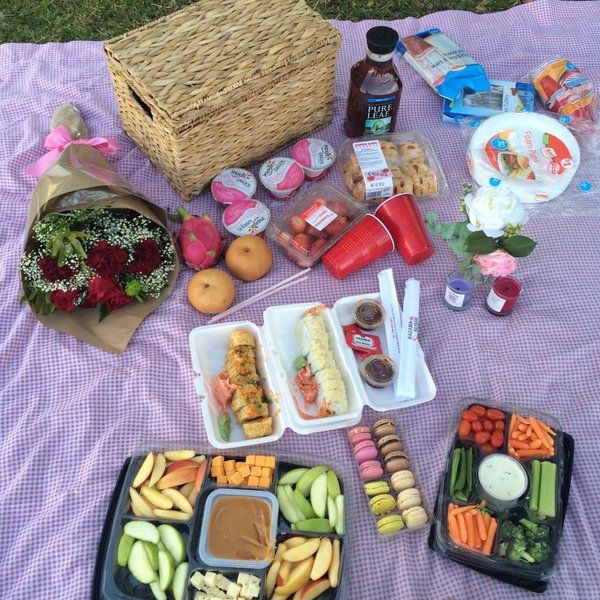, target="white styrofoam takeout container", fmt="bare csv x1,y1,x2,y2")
189,299,436,449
